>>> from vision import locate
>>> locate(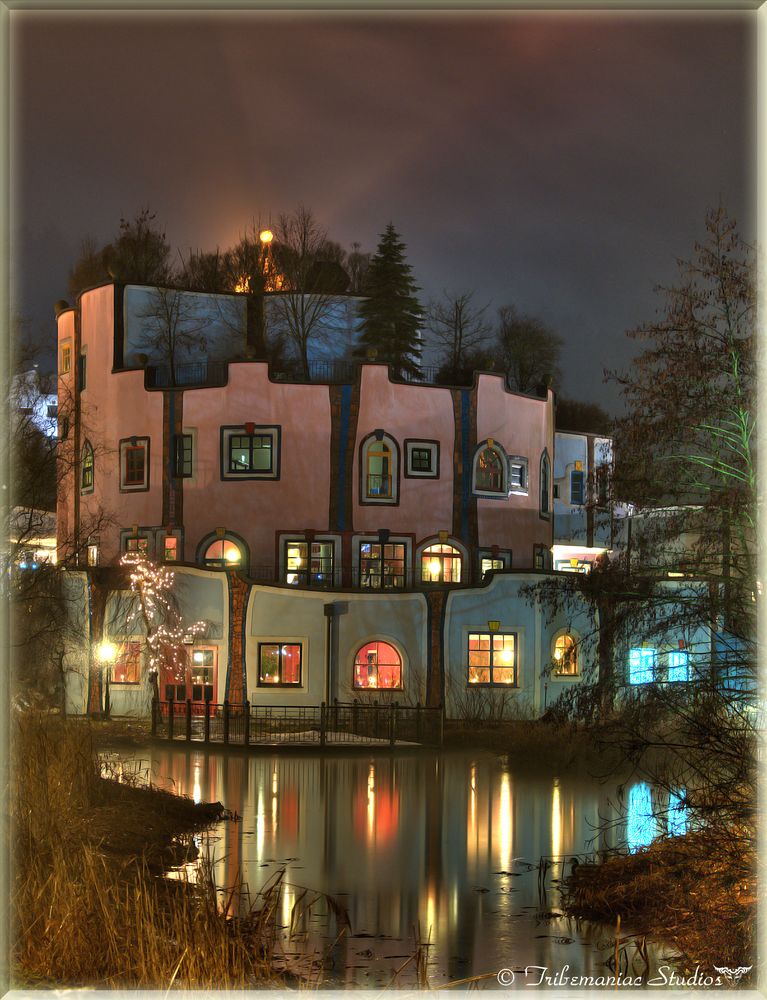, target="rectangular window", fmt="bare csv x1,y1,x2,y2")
222,426,280,480
78,354,87,391
534,545,546,570
570,470,585,505
405,440,439,478
258,642,302,687
190,647,216,702
112,642,142,684
173,434,193,478
553,484,560,499
60,344,72,374
481,557,505,576
360,542,406,590
120,438,150,491
163,536,178,561
411,448,431,471
87,544,99,567
285,540,333,587
467,632,517,686
629,647,656,685
509,457,528,493
124,536,149,554
667,650,690,683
